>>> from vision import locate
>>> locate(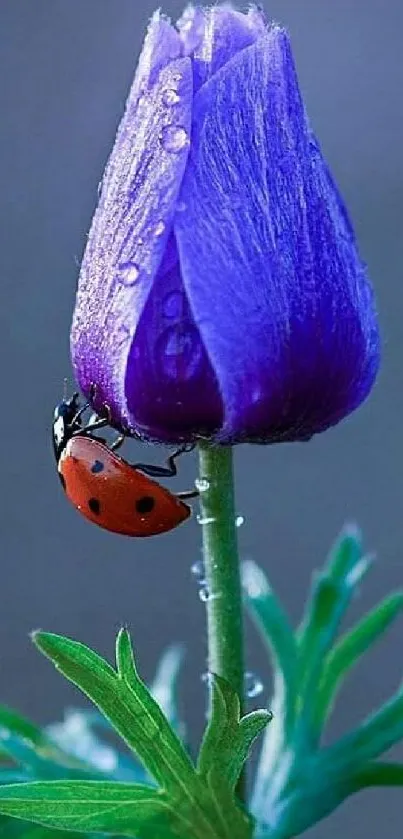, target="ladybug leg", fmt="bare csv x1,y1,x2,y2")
110,434,125,452
176,488,199,500
71,401,91,426
131,443,195,479
77,403,113,435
